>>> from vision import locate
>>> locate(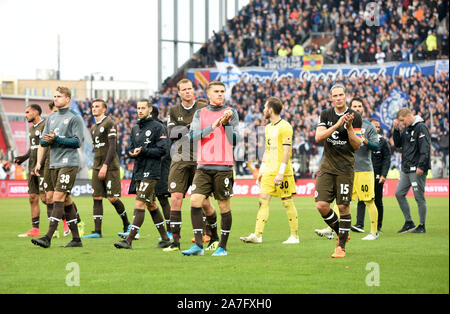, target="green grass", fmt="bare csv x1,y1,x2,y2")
0,196,448,294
